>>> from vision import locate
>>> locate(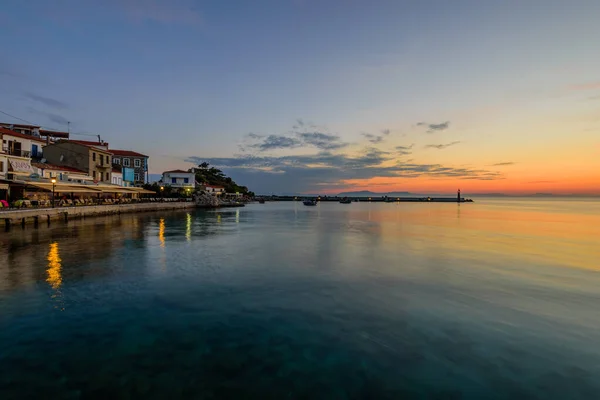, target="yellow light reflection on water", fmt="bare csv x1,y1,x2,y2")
236,209,239,224
46,242,62,289
217,214,221,223
186,213,192,241
159,218,165,247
